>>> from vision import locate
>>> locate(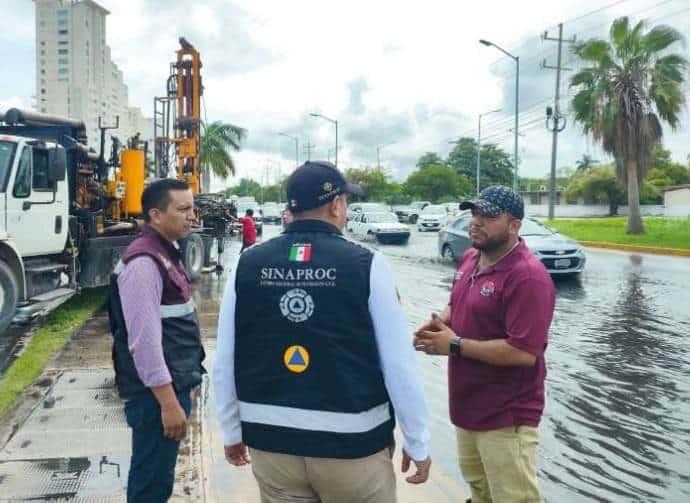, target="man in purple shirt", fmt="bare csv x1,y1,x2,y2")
414,186,555,503
108,179,205,502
